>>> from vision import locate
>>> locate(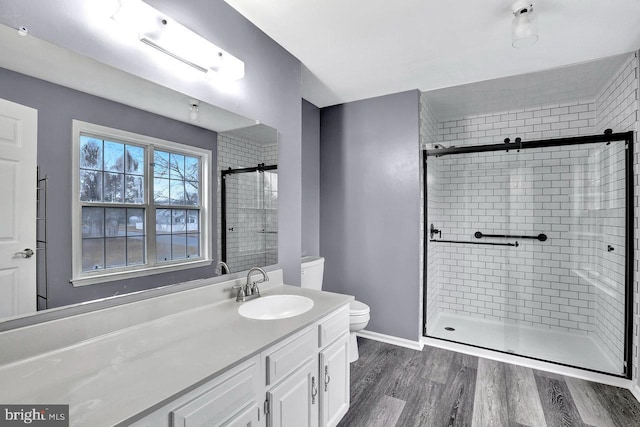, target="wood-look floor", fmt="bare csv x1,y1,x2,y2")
337,338,640,427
